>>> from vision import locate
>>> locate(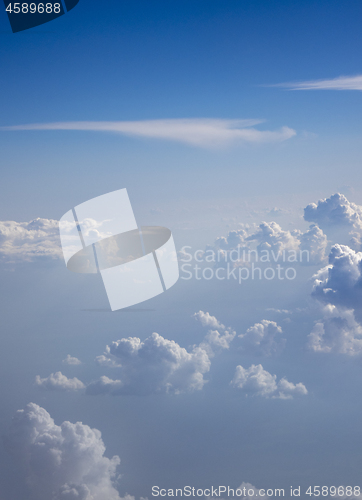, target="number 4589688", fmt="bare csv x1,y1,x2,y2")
6,3,61,14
